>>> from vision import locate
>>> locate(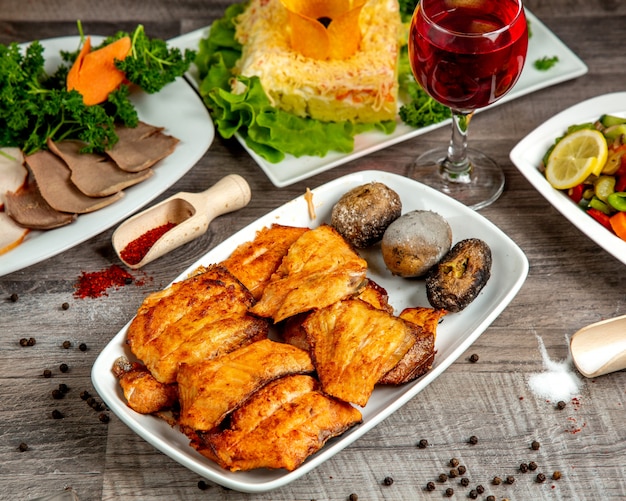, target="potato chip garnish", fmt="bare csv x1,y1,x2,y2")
280,0,367,60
